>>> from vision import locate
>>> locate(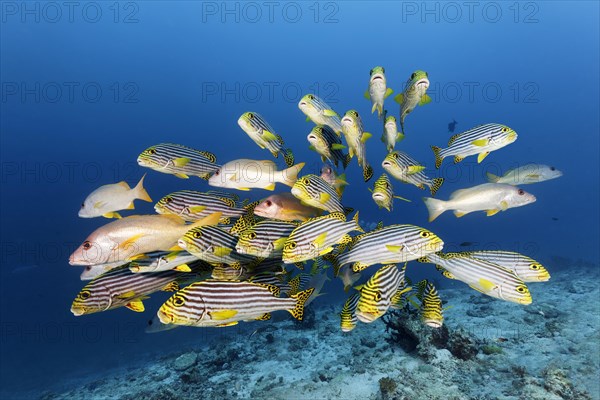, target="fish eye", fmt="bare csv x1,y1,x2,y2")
420,231,431,238
425,72,428,77
502,127,509,133
248,113,254,119
410,73,416,80
172,296,185,307
82,241,92,250
516,285,528,293
530,263,541,270
80,291,91,300
286,242,297,249
374,292,382,301
214,170,220,176
147,148,157,155
518,189,525,195
308,95,314,100
165,197,173,203
249,232,257,239
550,166,555,171
385,183,391,189
382,67,385,74
81,203,85,208
392,153,399,159
369,69,373,76
192,231,202,239
265,200,272,206
301,178,310,185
